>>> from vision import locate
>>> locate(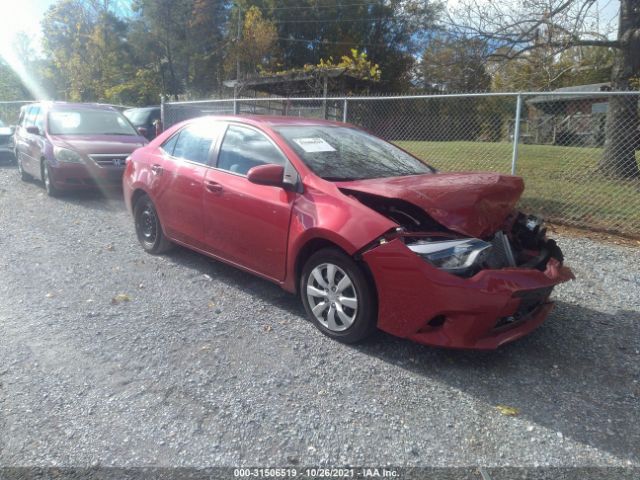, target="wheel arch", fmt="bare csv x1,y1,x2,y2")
131,188,149,211
293,237,379,305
